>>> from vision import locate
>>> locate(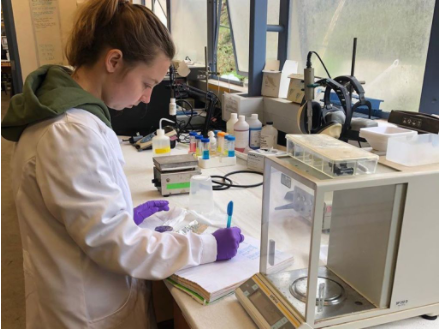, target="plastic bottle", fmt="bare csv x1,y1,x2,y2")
247,114,262,150
208,131,217,156
169,98,177,116
260,121,278,149
227,113,238,135
152,118,174,156
234,115,249,152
